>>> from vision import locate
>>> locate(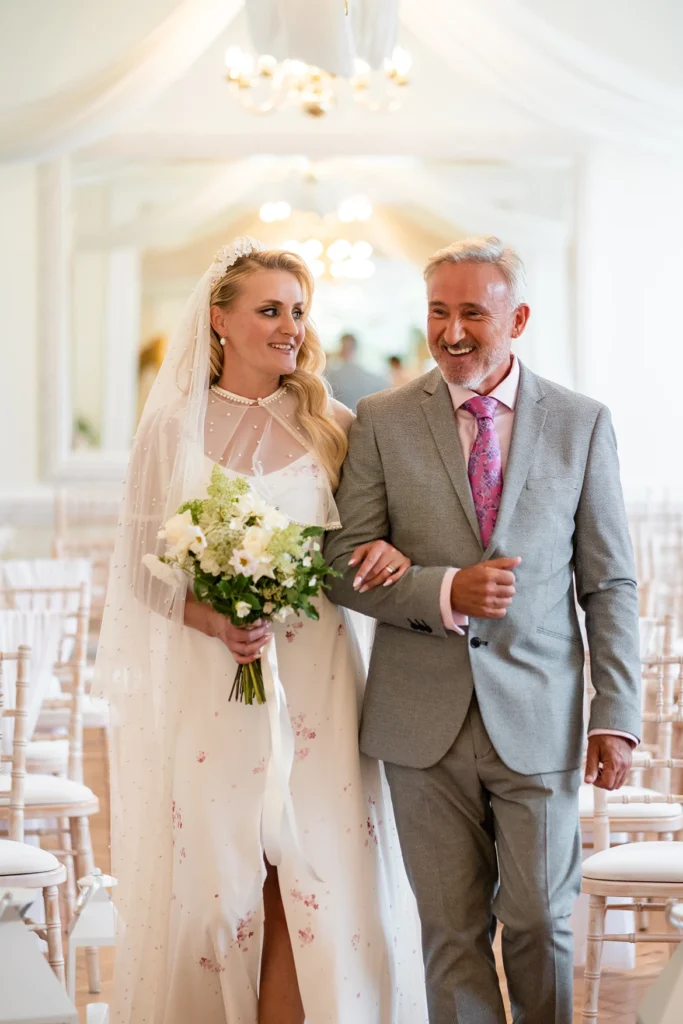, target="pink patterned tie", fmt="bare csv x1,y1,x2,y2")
462,396,503,548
